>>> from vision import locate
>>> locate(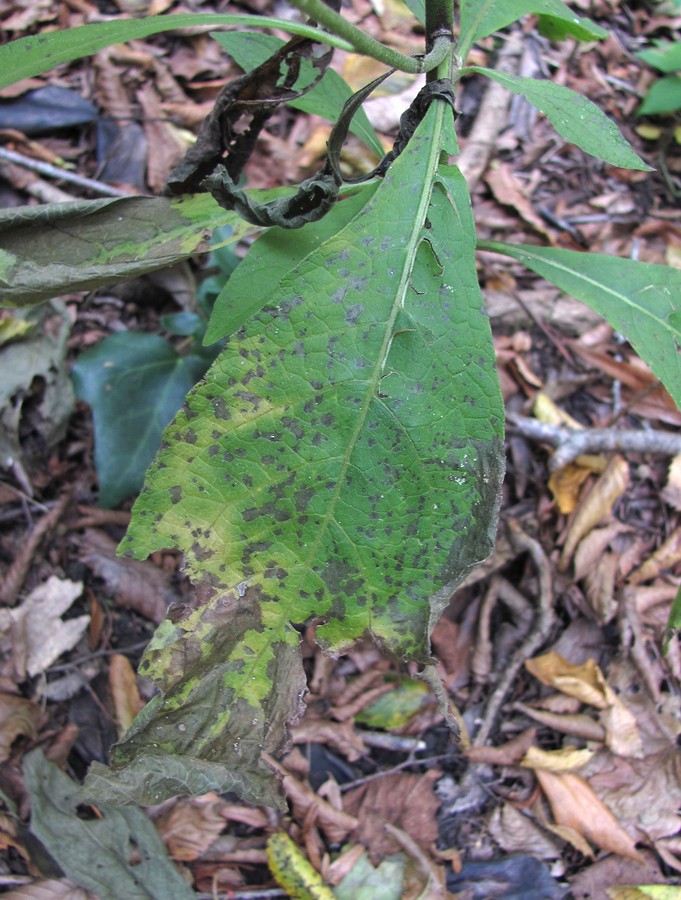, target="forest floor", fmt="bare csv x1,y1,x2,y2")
1,0,681,897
